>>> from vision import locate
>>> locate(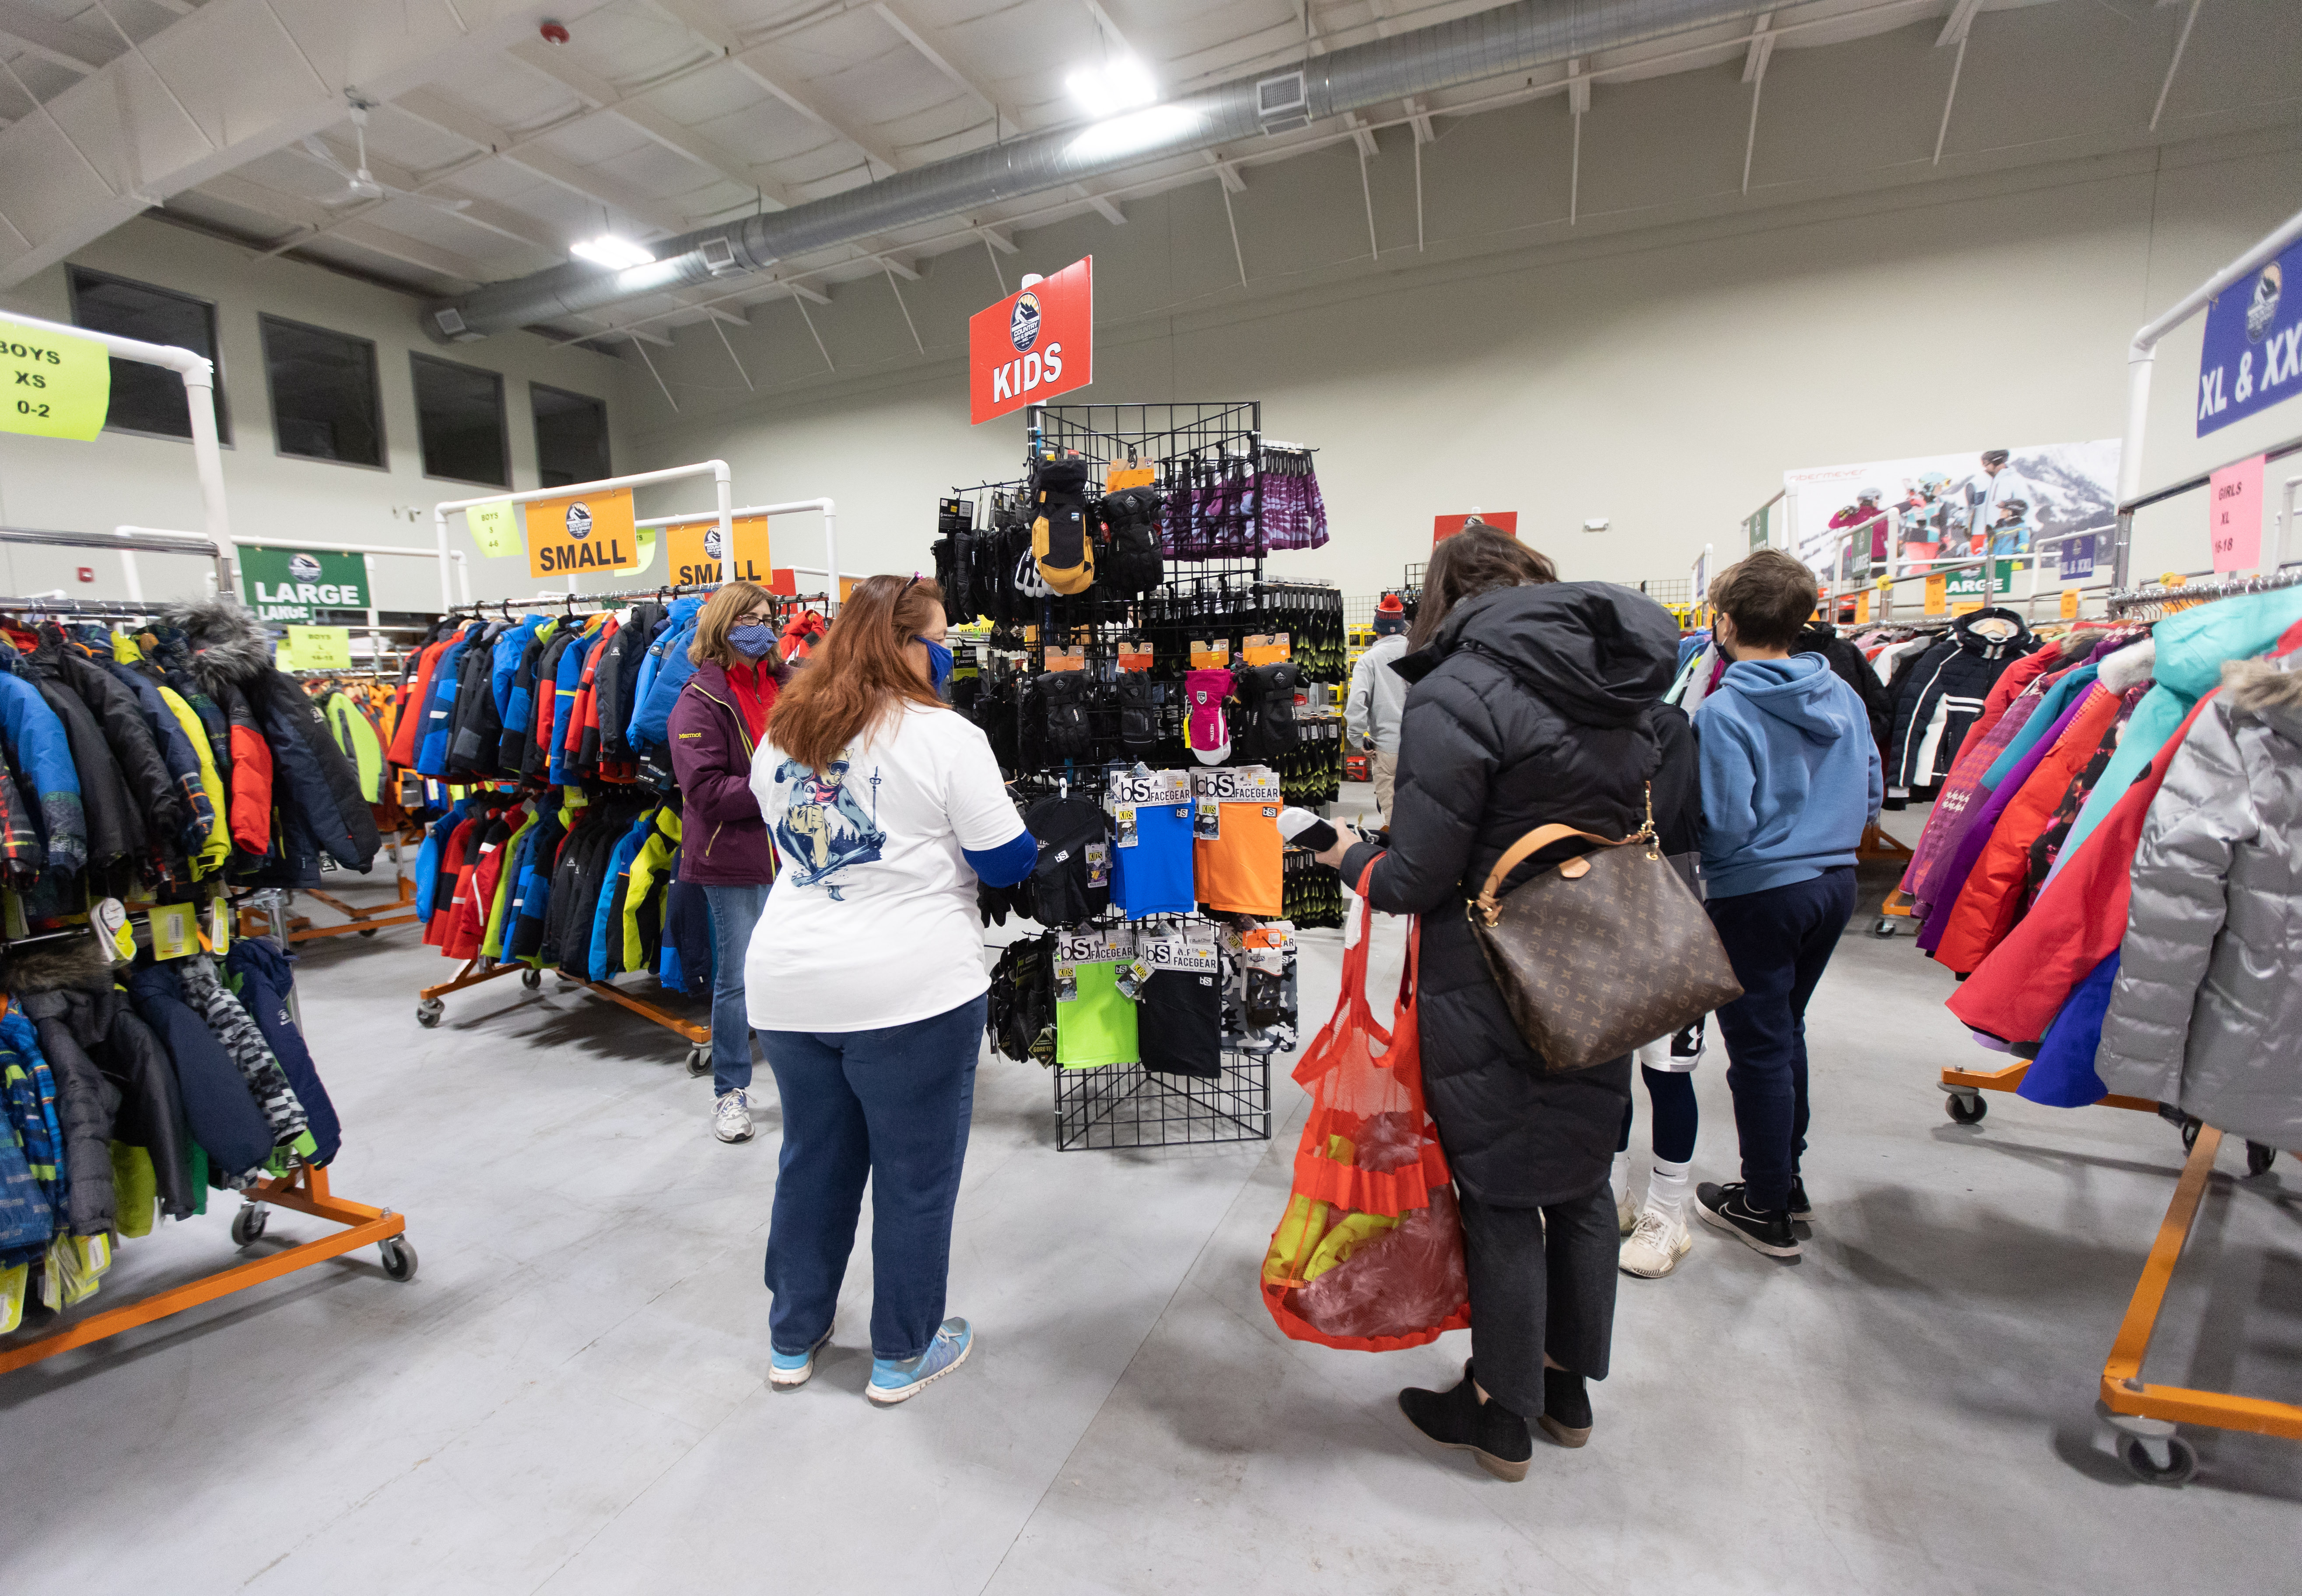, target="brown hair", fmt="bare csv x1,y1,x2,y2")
688,580,776,669
1713,549,1818,650
1407,526,1558,649
768,574,947,772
